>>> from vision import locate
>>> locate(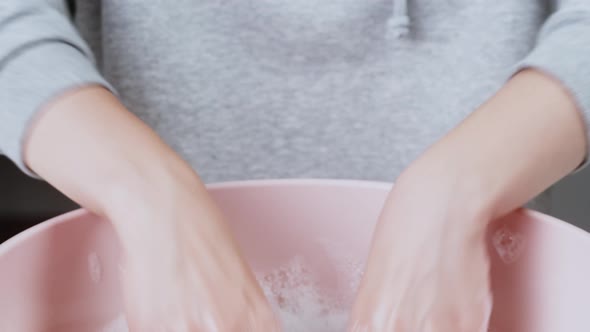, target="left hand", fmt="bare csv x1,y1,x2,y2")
348,68,588,331
348,172,492,331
